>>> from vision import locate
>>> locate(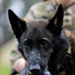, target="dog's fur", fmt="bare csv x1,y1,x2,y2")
8,5,75,75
